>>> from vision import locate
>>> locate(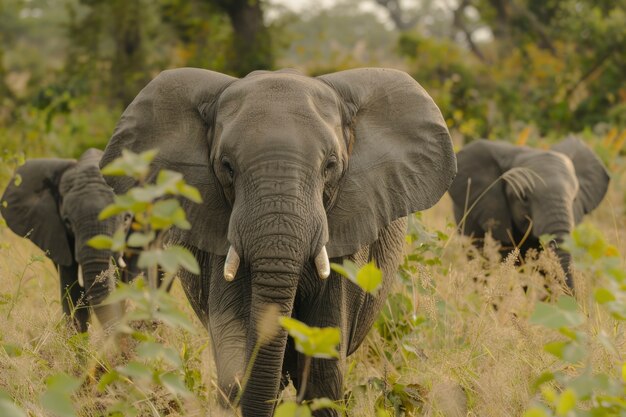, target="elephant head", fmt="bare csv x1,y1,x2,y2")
449,138,610,288
100,67,456,415
1,148,125,332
